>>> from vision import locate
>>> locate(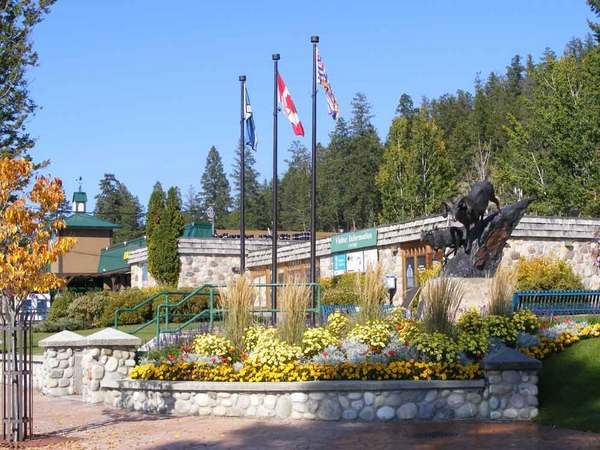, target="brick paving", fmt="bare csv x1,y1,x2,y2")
18,392,600,449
